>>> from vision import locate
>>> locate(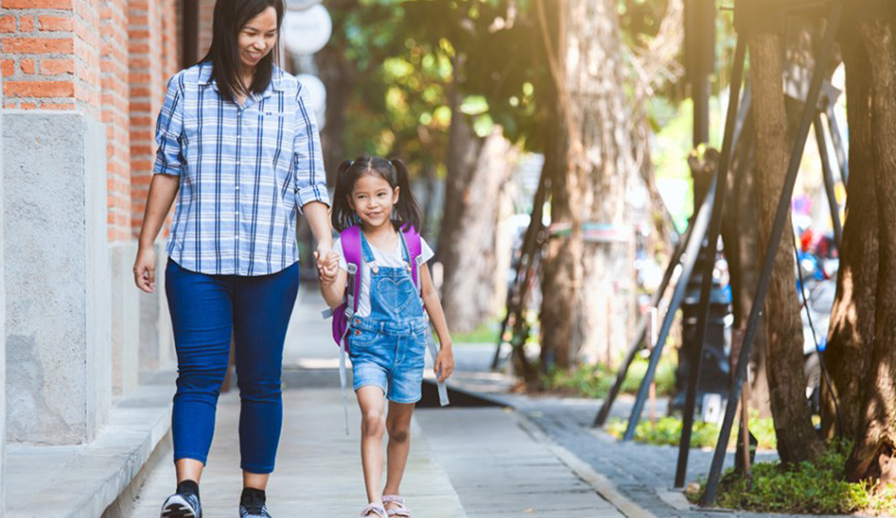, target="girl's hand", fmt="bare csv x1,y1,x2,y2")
434,345,455,382
133,246,157,294
315,250,340,285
